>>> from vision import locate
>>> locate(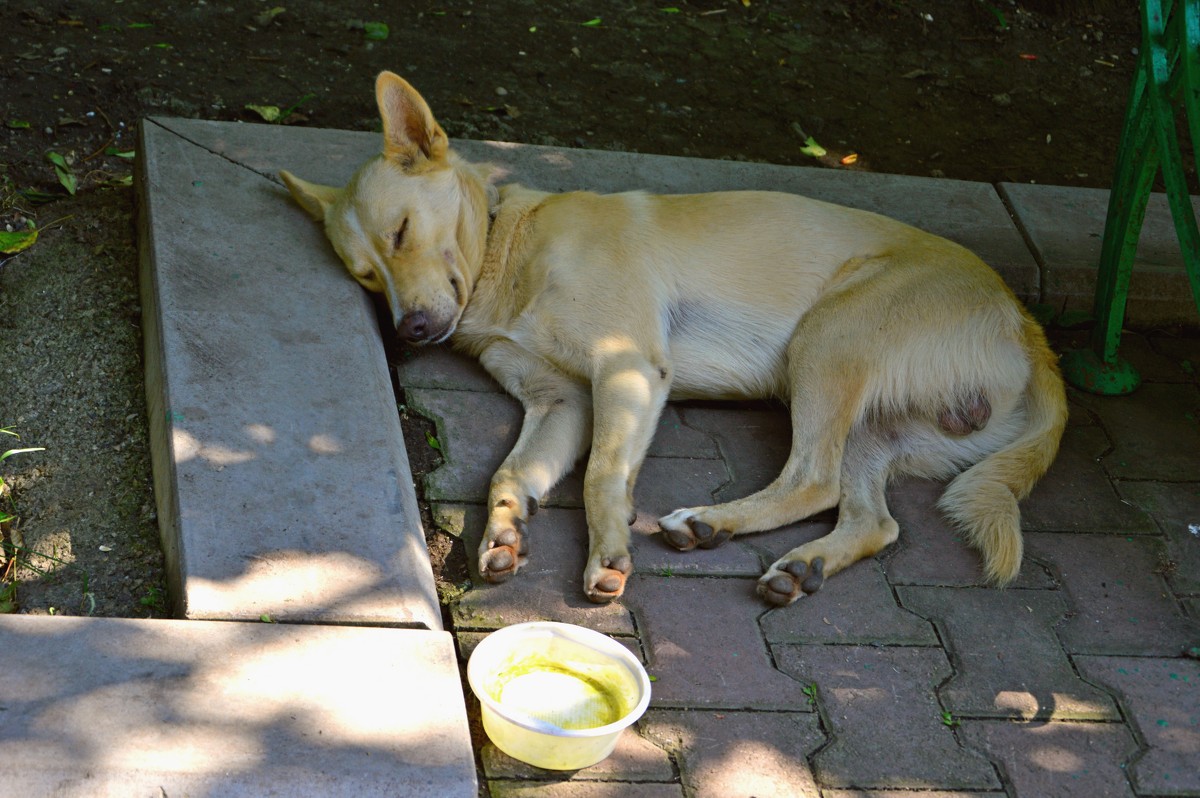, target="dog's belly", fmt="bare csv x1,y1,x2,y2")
665,310,791,400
